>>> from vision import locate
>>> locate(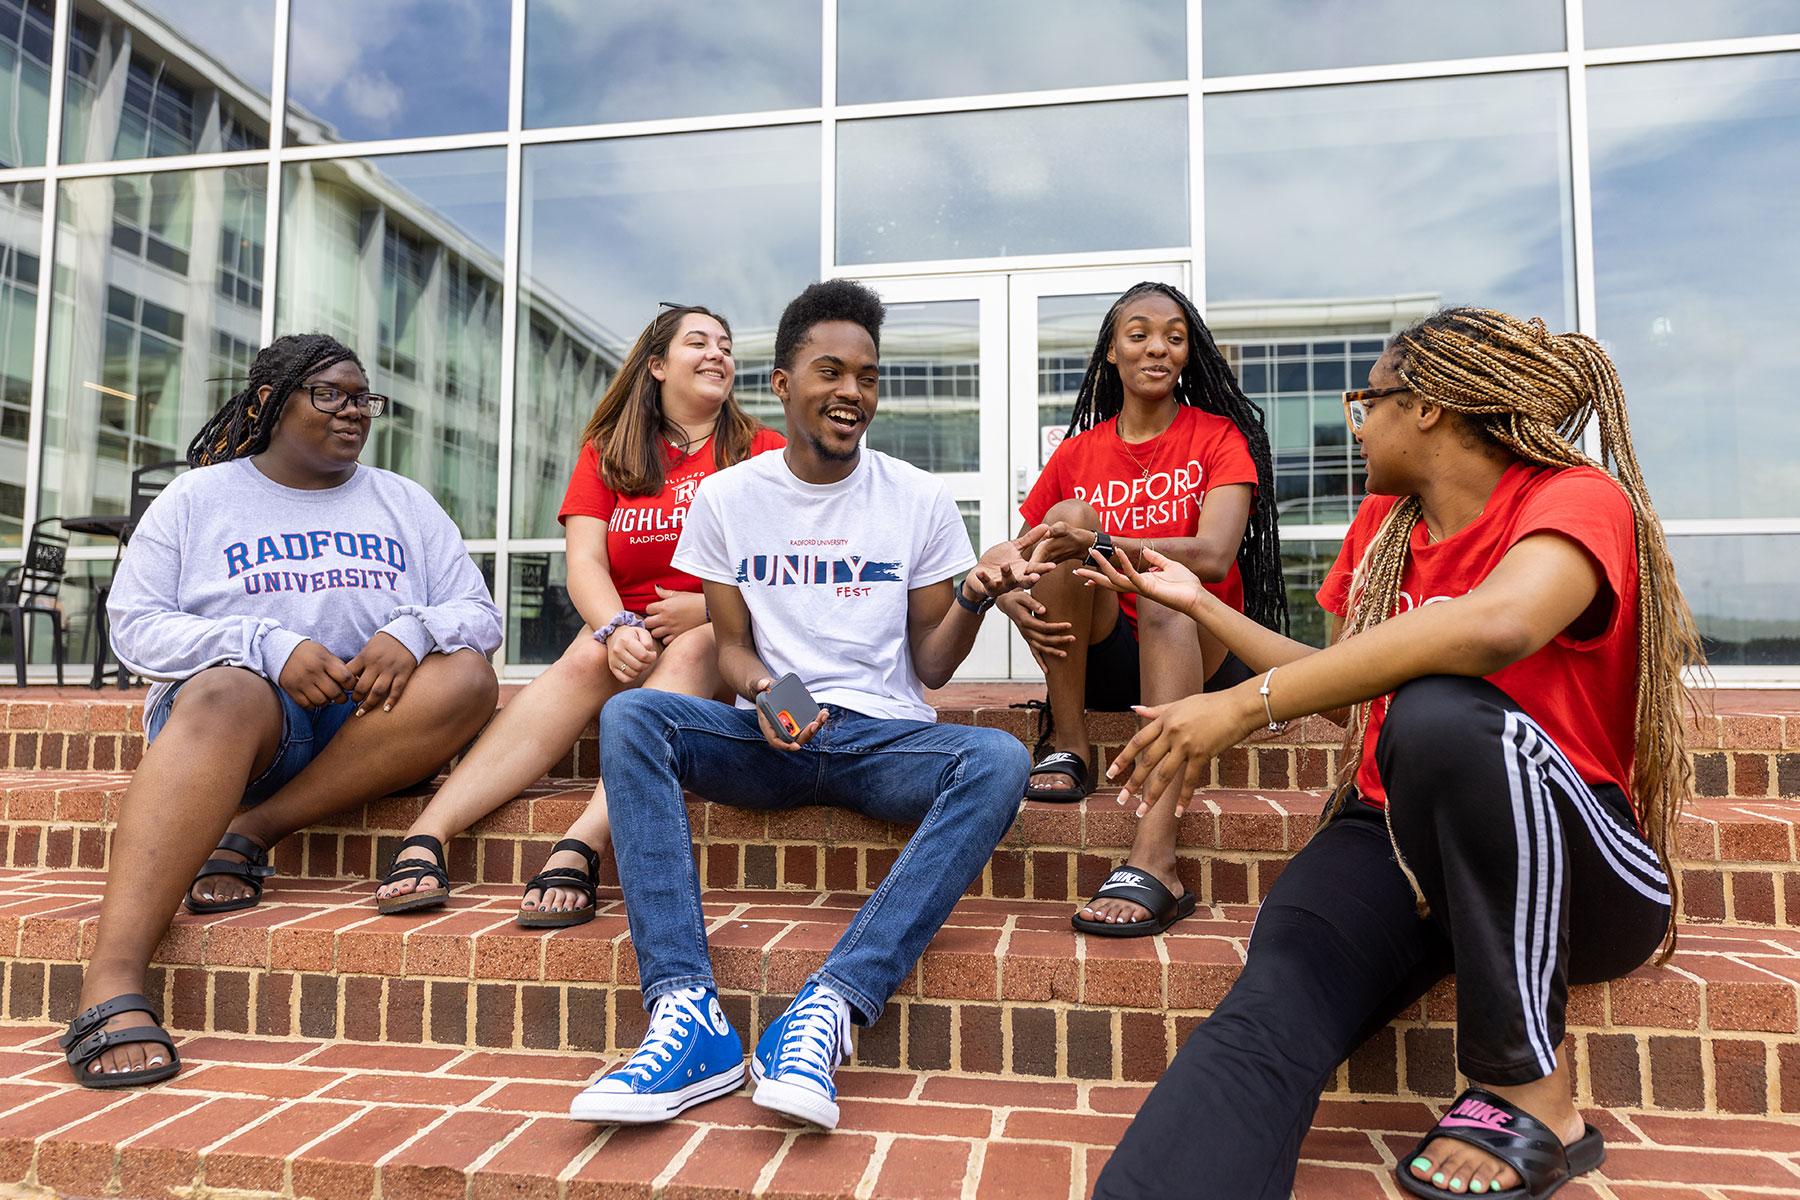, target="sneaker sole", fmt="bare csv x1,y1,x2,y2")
750,1060,840,1130
569,1061,745,1124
